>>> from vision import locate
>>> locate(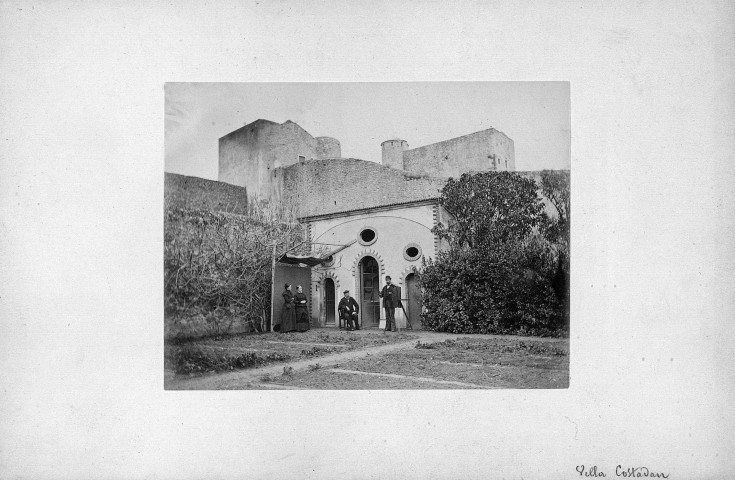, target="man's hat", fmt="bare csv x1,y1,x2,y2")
343,290,350,294
385,275,392,280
